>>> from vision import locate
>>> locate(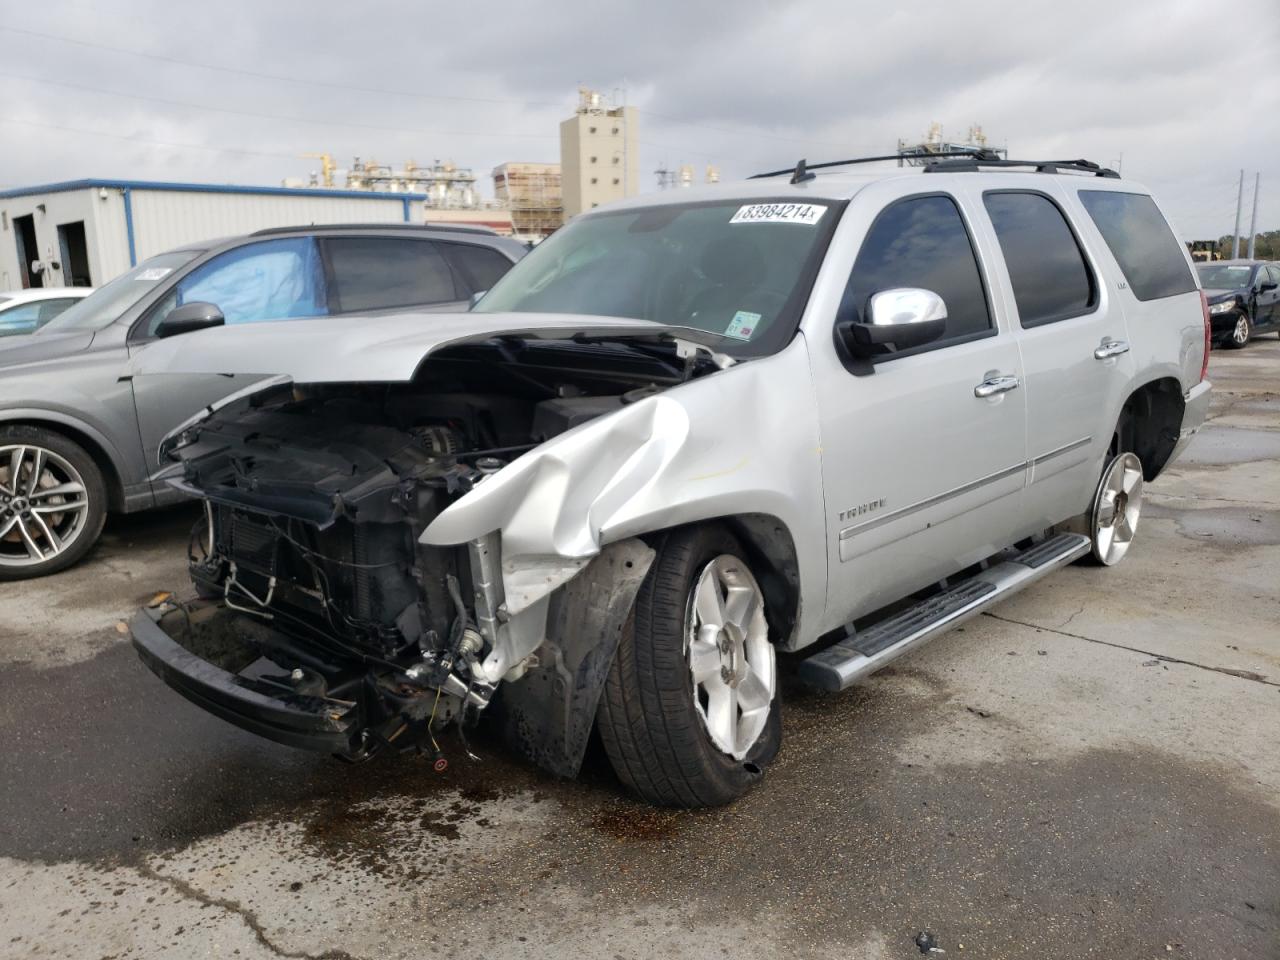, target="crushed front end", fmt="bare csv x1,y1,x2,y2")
128,342,696,771
131,390,507,764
